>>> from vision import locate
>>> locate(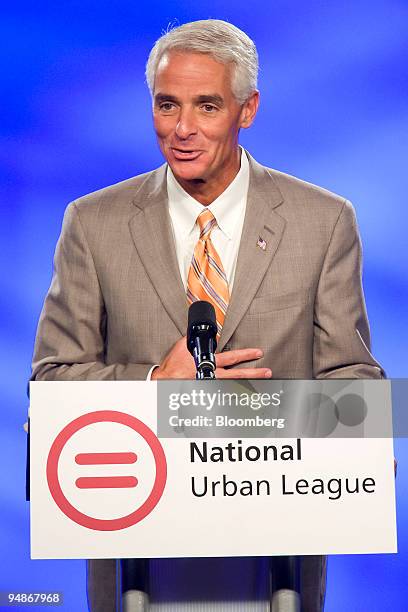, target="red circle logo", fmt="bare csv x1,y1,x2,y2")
46,411,167,531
